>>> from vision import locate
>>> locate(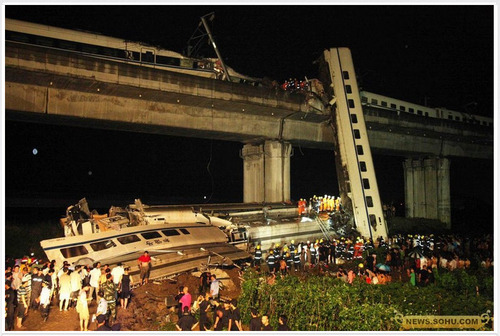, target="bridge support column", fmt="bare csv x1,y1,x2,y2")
264,140,292,203
241,141,291,203
437,158,451,228
242,144,265,203
403,157,451,228
403,158,414,218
